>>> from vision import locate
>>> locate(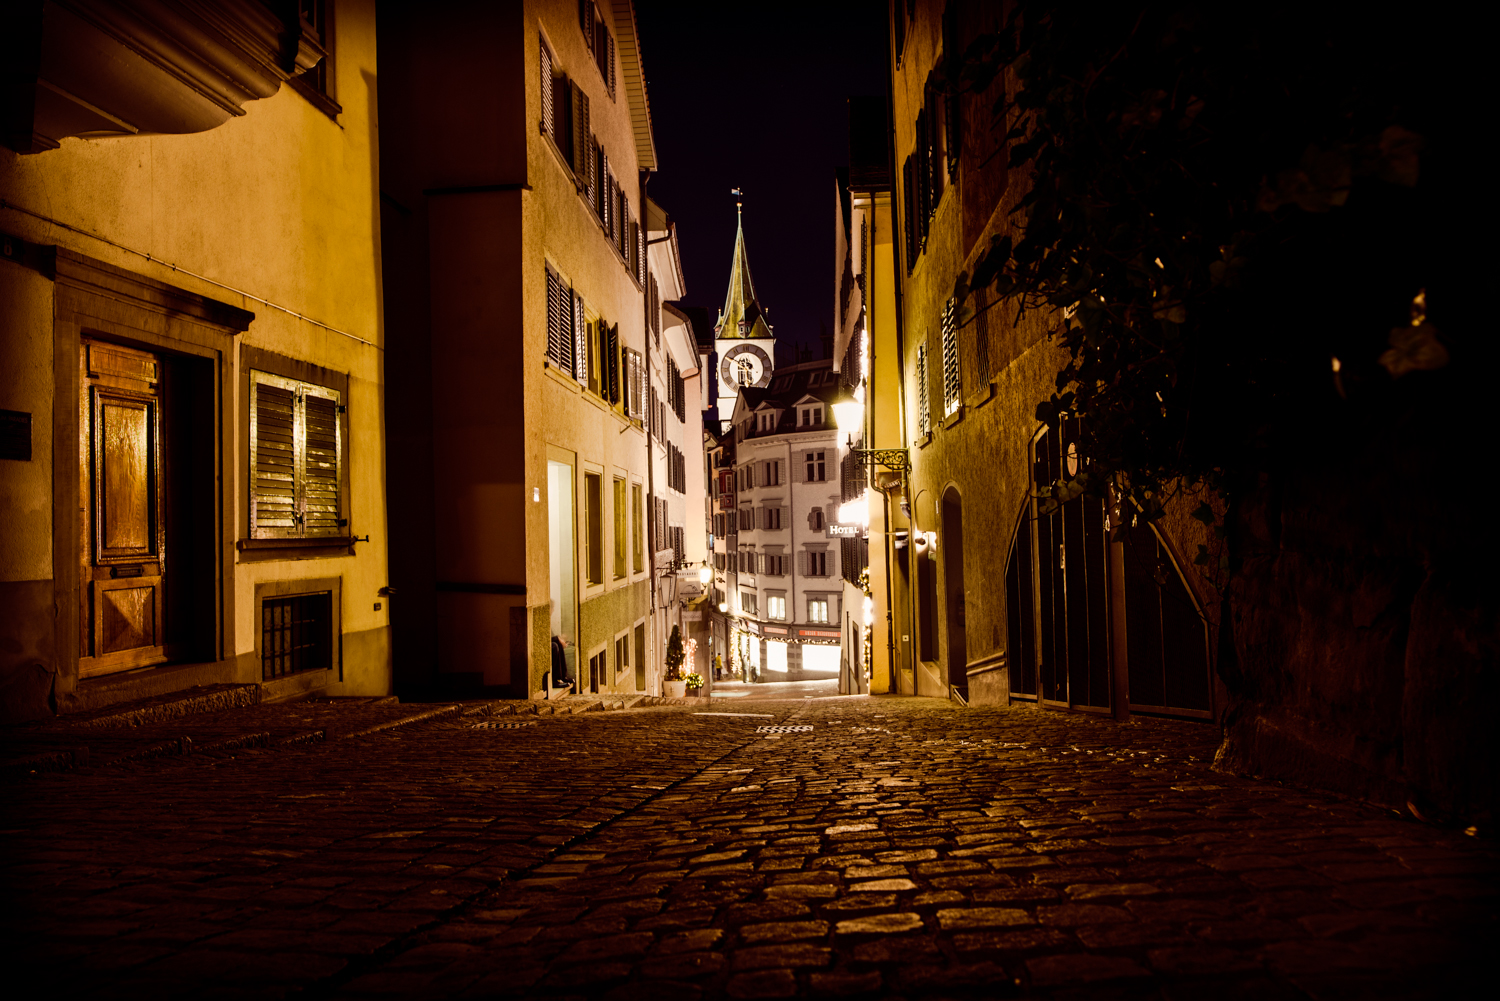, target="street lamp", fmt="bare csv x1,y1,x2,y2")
830,391,864,439
698,562,713,585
